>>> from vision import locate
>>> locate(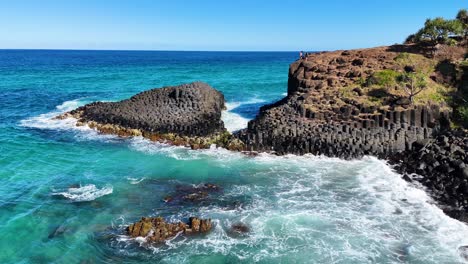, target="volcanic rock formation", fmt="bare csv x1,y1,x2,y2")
57,82,244,150
236,46,450,158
